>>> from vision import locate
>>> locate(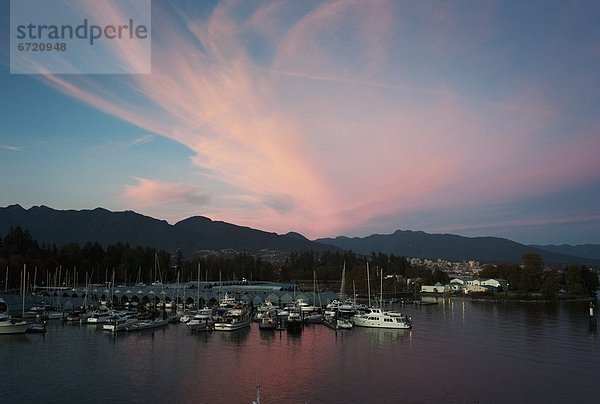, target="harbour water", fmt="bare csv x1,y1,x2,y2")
1,298,598,403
